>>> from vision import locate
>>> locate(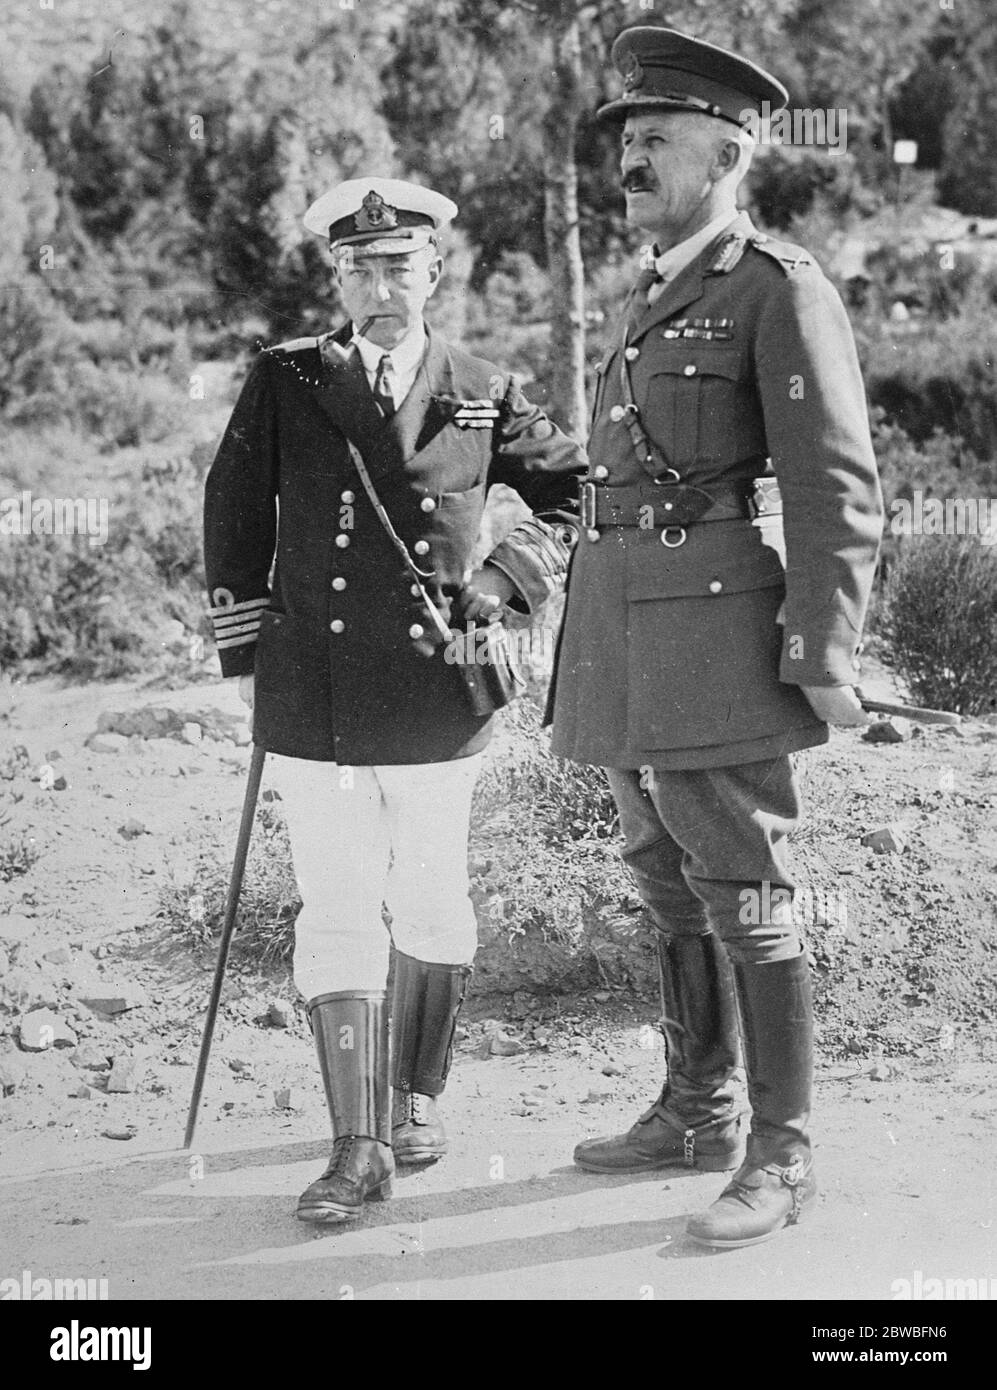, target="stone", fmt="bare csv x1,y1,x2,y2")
72,1043,112,1071
87,733,129,754
181,721,203,746
52,776,68,791
102,1127,135,1141
273,1087,297,1110
601,1060,624,1077
106,1054,145,1093
582,1084,615,1103
118,819,150,840
233,725,252,746
80,983,149,1015
18,1008,77,1052
862,718,911,744
489,1030,525,1057
43,946,72,967
70,1083,92,1099
228,1057,253,1074
869,1062,891,1081
267,1001,294,1029
889,300,910,322
861,825,909,855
